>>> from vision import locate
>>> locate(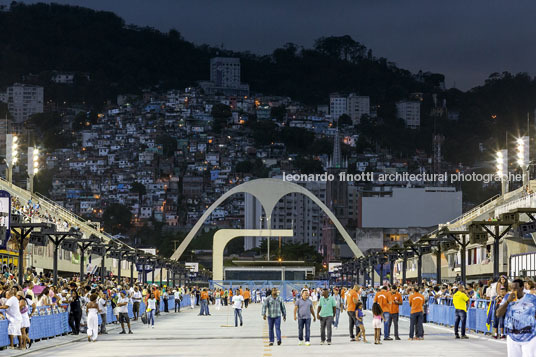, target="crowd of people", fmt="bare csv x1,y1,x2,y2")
0,267,198,350
258,277,536,356
1,266,535,355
